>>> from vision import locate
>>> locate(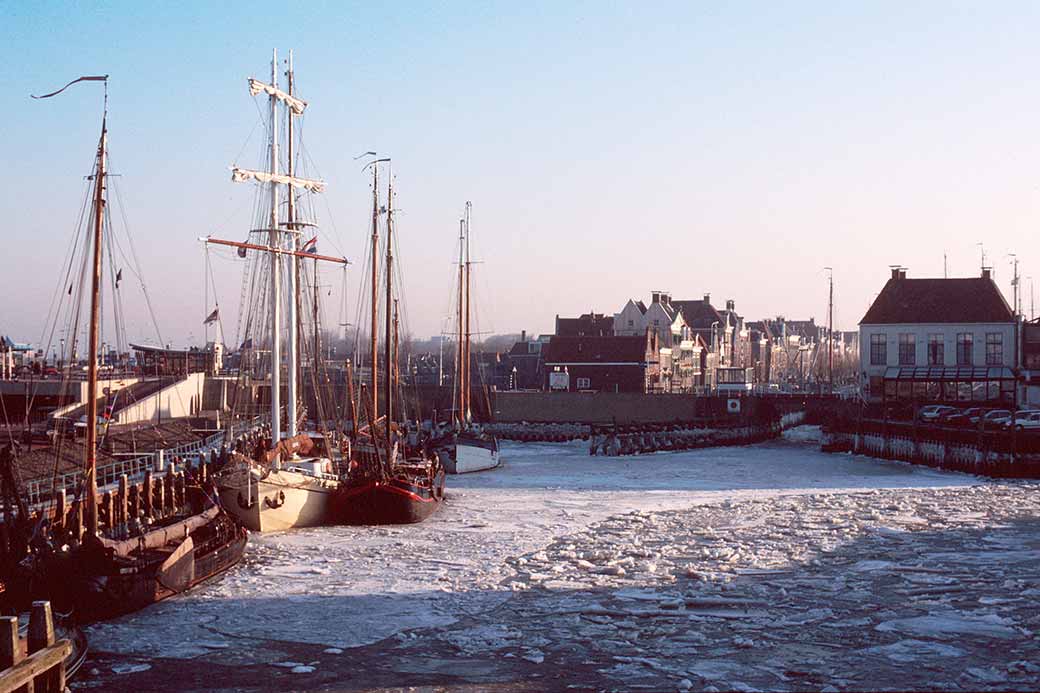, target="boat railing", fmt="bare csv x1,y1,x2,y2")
25,416,263,506
284,466,341,483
